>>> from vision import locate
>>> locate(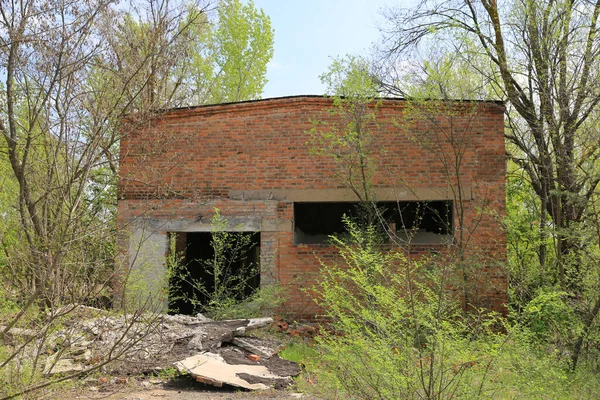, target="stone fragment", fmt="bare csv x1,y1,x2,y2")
43,358,84,376
186,334,205,351
231,336,281,358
